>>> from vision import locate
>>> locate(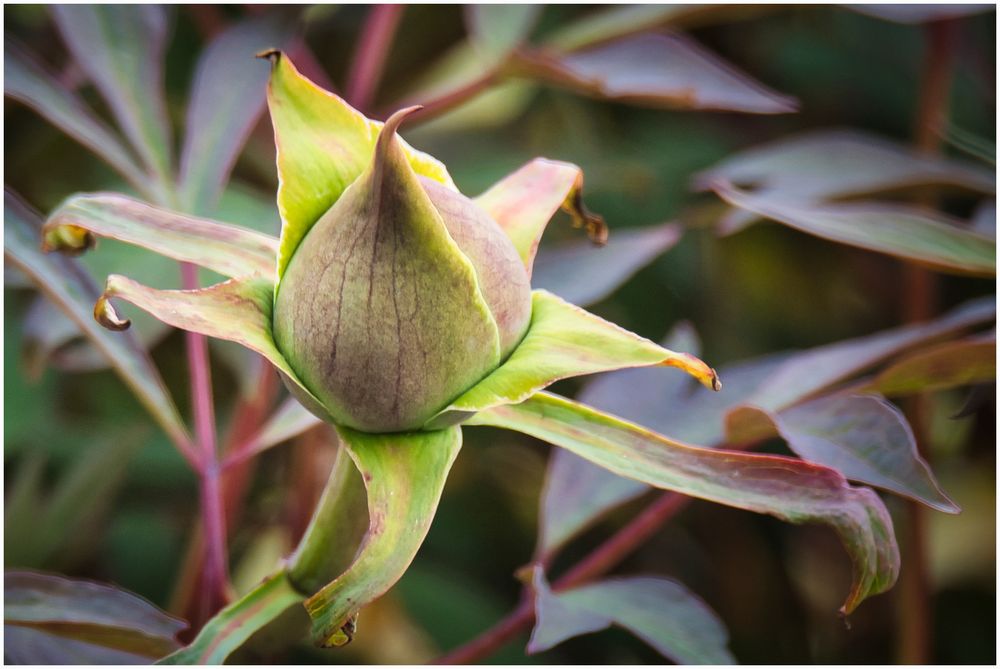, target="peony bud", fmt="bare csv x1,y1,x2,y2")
272,108,532,433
